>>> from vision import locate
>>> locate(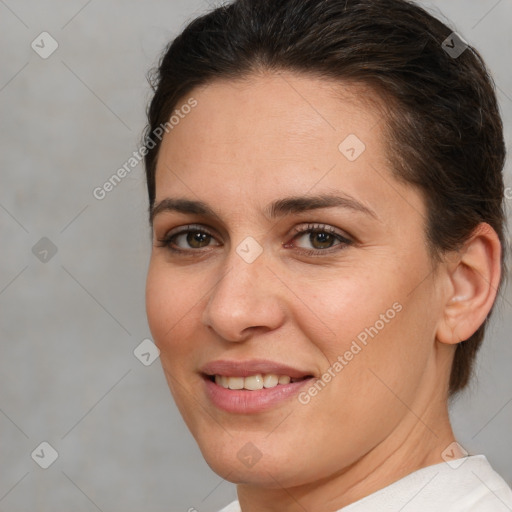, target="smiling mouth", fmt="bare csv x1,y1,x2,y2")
206,373,313,390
